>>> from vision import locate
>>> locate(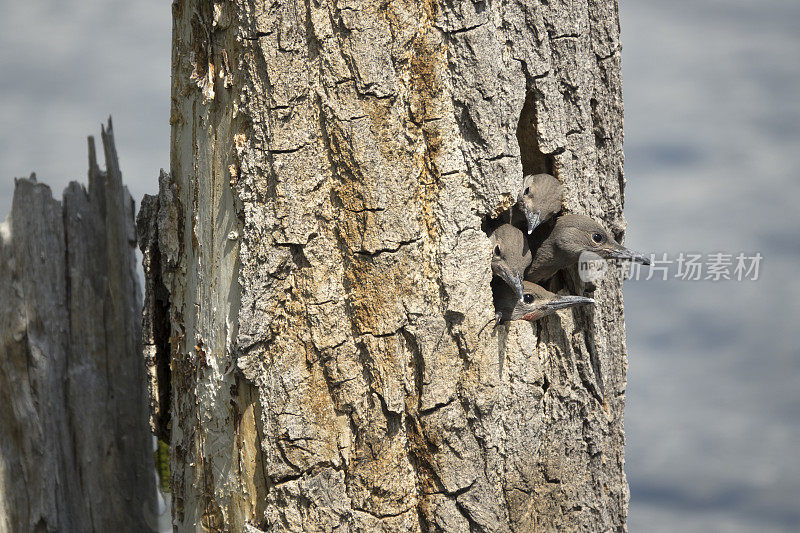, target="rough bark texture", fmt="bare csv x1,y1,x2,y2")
0,122,156,532
147,0,629,530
